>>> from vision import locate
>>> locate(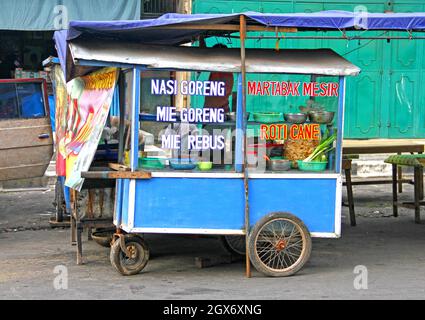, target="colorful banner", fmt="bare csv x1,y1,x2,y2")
64,67,118,191
52,65,68,176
